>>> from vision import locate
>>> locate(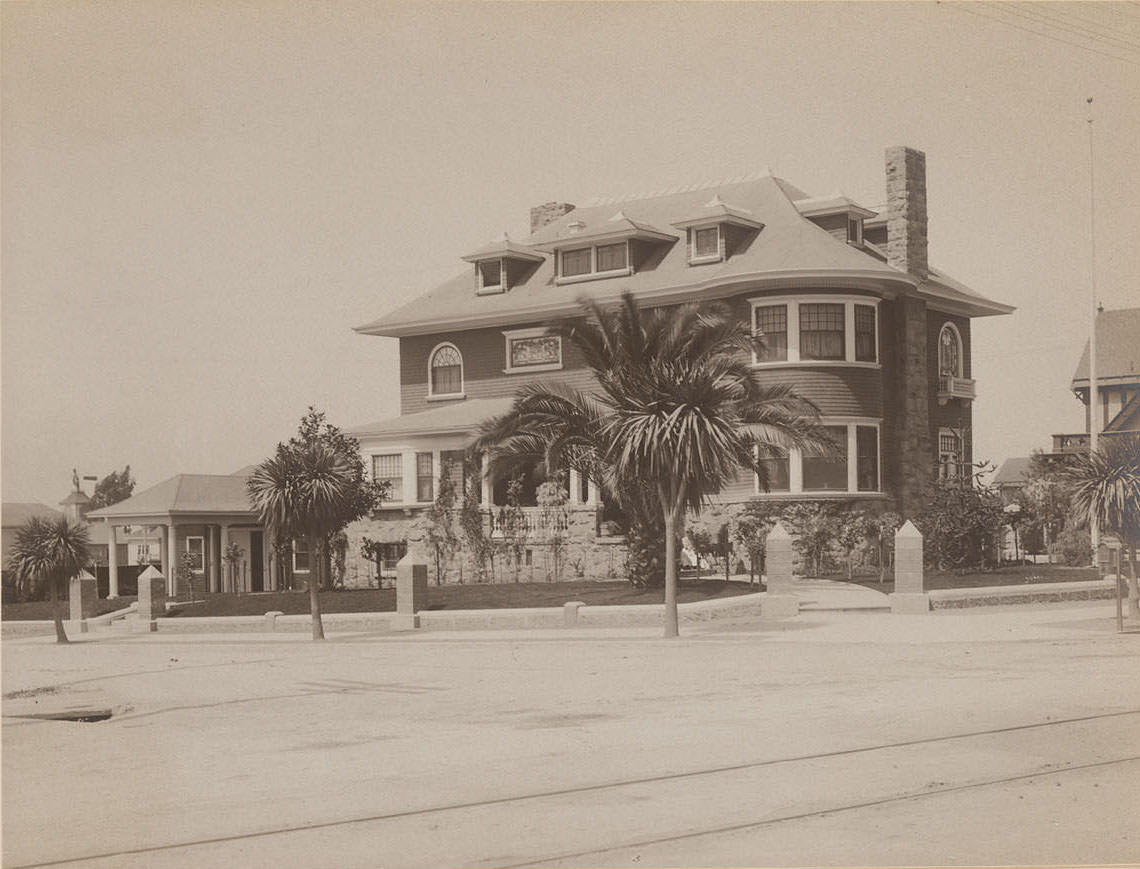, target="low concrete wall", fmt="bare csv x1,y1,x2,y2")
929,579,1115,609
